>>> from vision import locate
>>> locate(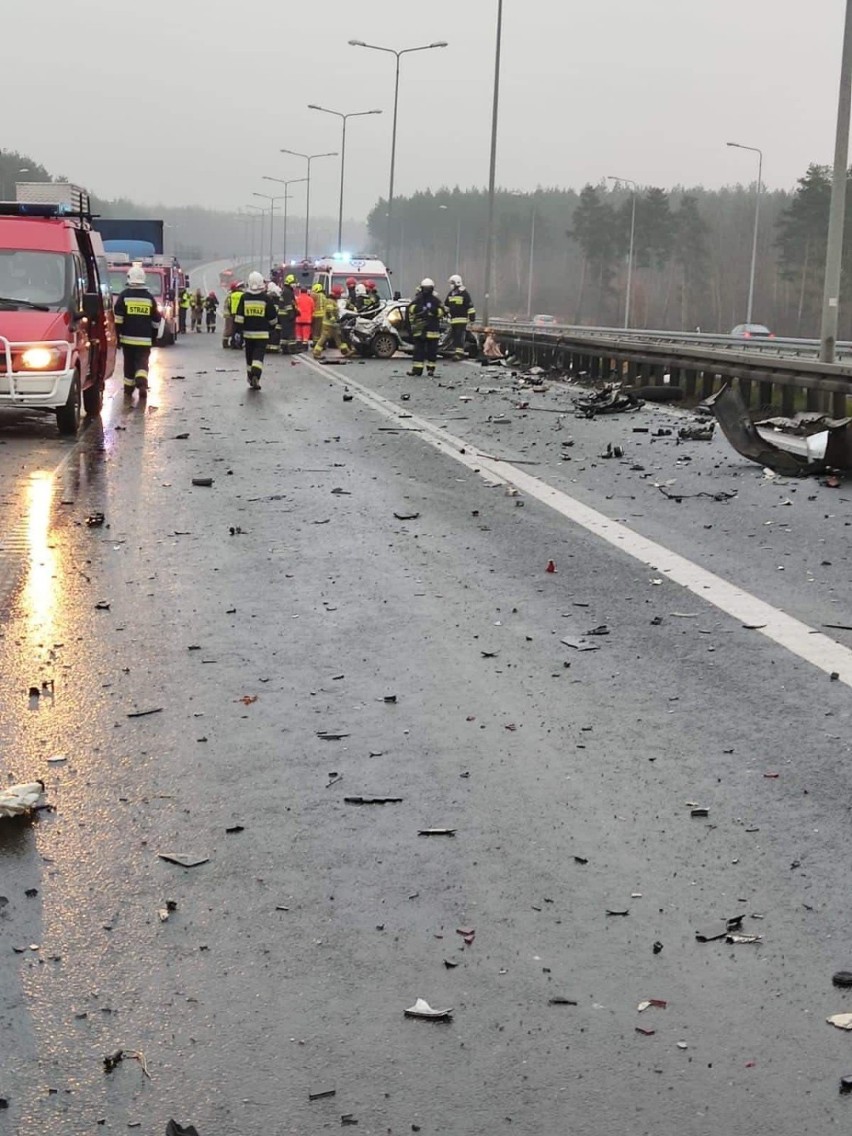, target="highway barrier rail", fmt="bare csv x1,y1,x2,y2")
491,321,852,416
